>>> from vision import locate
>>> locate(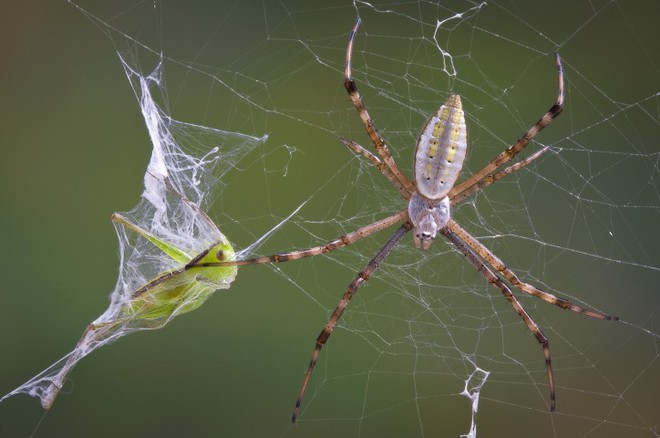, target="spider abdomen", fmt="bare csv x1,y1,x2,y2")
414,94,467,200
